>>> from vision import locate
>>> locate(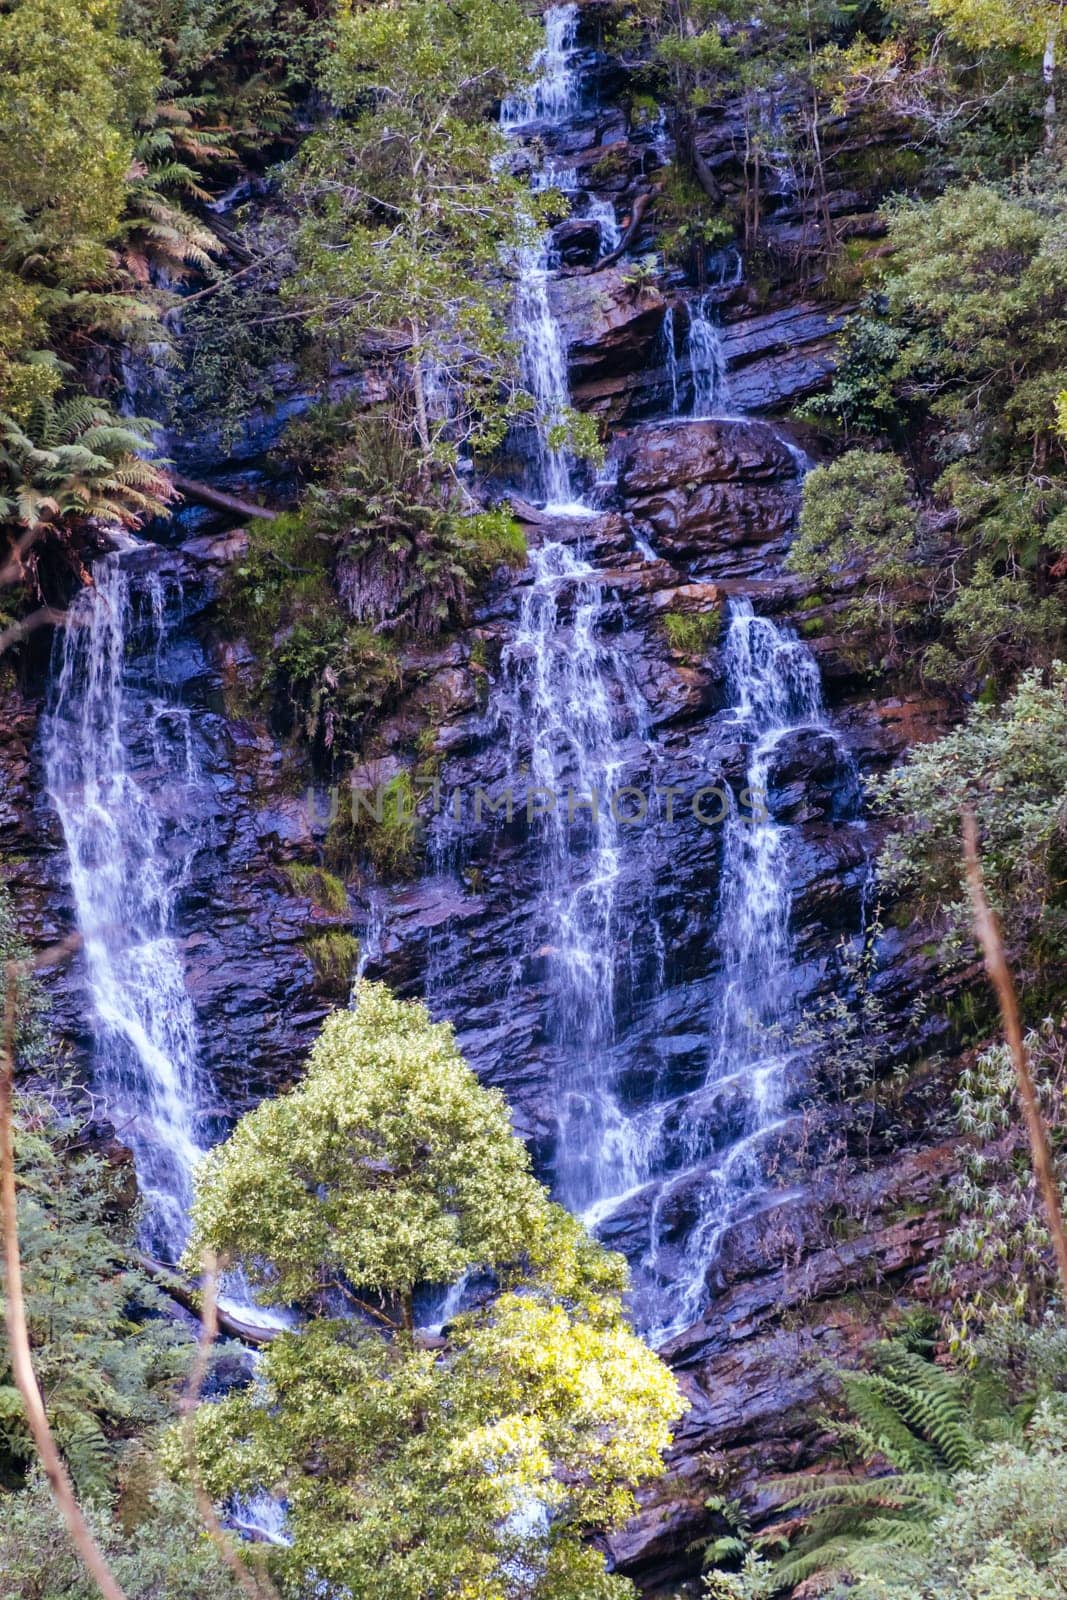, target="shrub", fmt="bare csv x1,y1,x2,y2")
663,606,721,657
304,929,360,996
0,1475,258,1599
788,449,921,669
